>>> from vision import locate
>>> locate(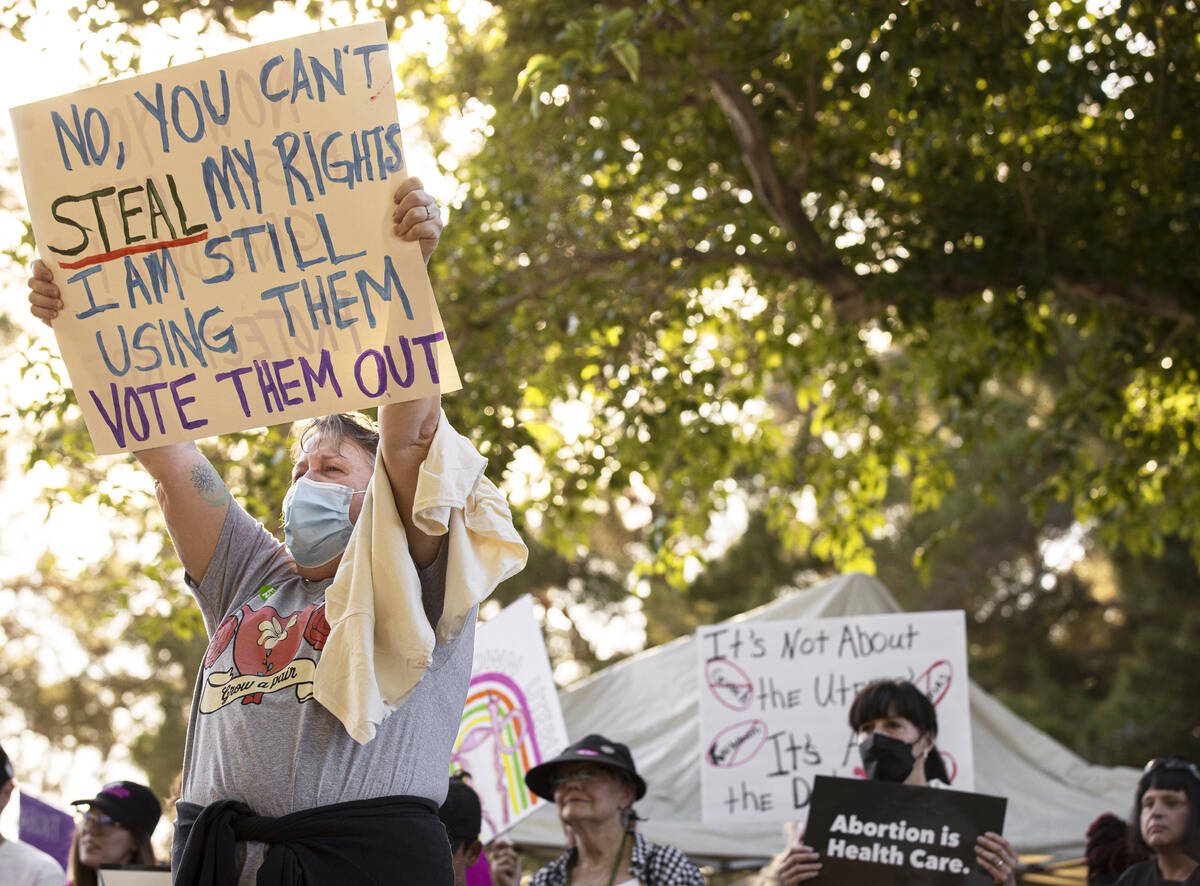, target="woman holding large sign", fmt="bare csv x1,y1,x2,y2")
772,680,1019,885
27,174,528,885
1114,758,1200,886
